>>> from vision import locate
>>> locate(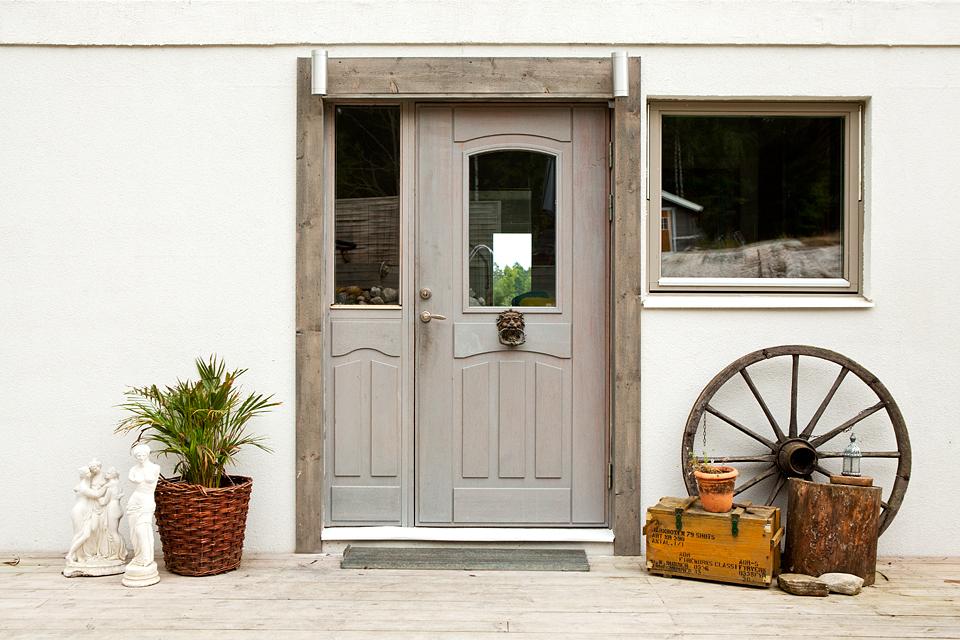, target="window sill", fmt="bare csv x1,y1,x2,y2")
641,294,874,309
